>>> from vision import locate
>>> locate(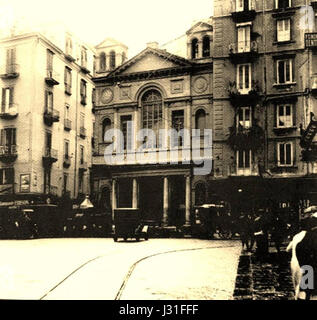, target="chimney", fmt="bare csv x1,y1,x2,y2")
147,41,159,49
